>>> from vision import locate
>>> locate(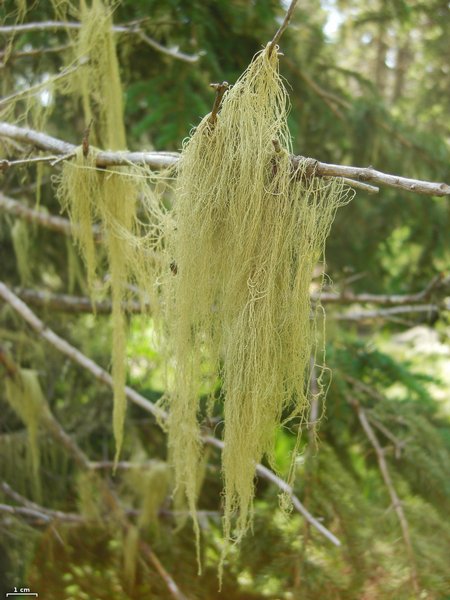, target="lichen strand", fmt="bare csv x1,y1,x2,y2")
57,148,166,463
165,44,352,558
56,0,168,464
5,369,50,500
